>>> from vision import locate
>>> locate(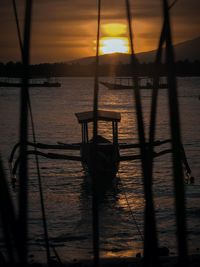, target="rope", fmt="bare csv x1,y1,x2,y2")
169,0,178,9
12,0,23,53
118,175,144,242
